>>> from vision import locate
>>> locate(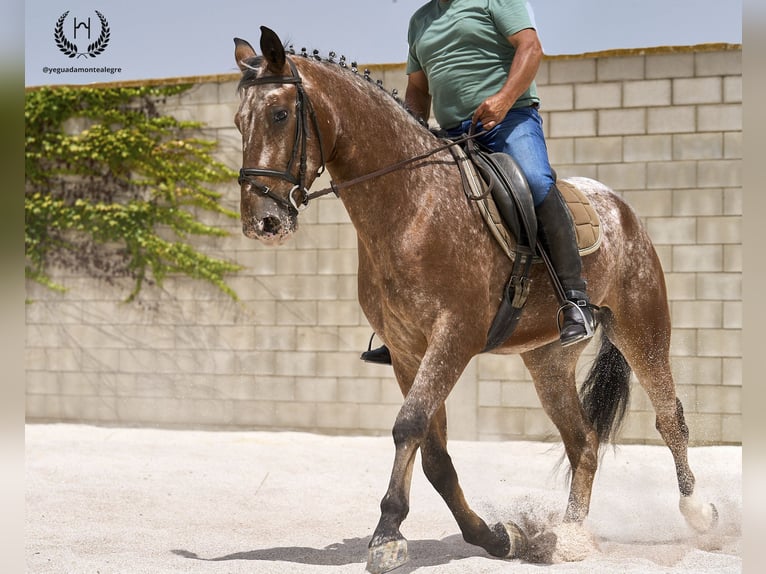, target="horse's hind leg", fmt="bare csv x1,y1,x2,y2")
420,405,527,557
607,292,718,533
521,343,600,523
